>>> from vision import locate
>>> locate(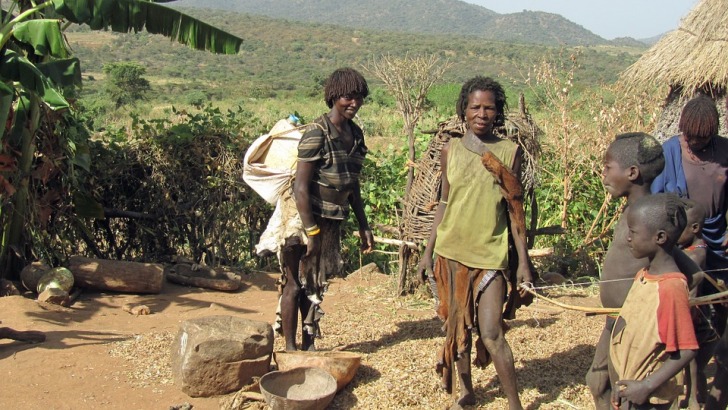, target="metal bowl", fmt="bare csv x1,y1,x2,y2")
259,367,337,410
